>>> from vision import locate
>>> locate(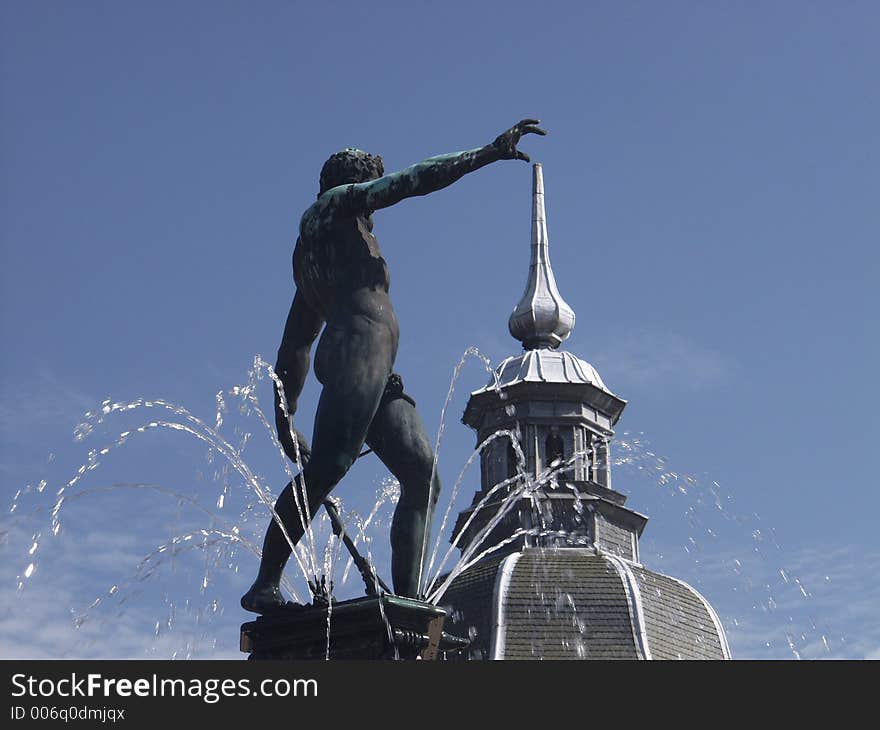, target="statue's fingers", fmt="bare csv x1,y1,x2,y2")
522,125,547,136
516,118,541,128
515,150,531,162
